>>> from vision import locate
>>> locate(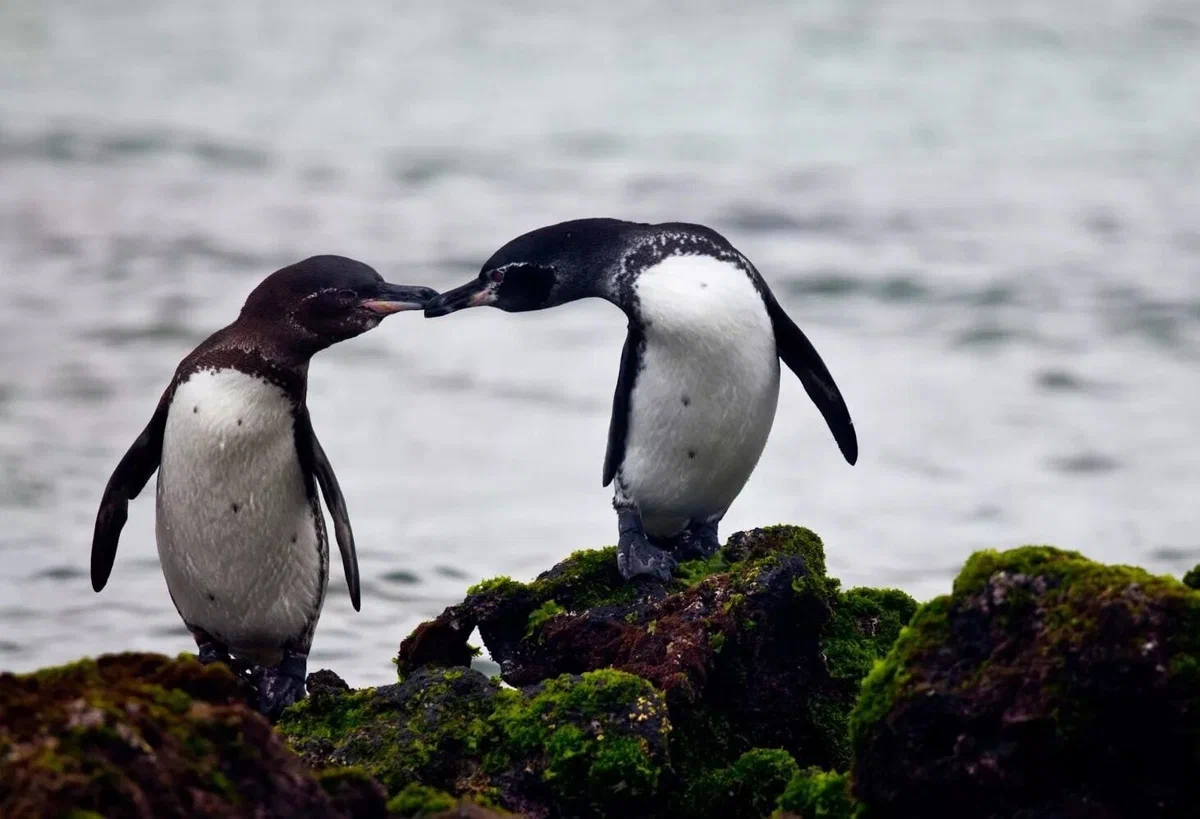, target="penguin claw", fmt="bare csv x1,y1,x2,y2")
617,531,677,582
